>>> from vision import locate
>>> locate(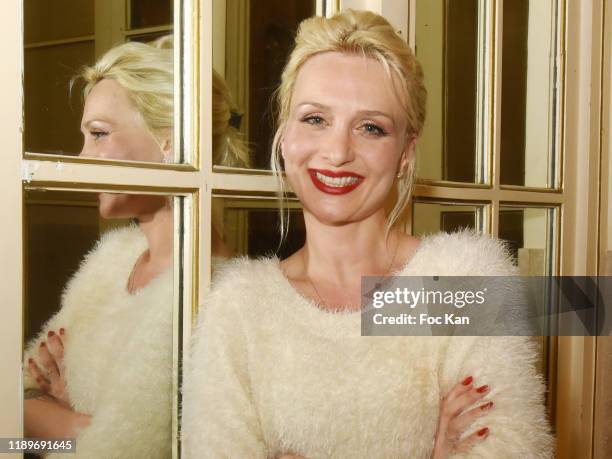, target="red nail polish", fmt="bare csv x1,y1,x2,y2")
476,385,489,393
48,331,55,337
481,401,494,410
59,328,65,335
39,342,46,347
28,358,33,364
462,376,473,386
477,427,489,437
